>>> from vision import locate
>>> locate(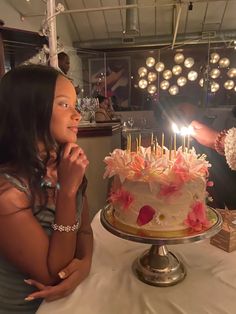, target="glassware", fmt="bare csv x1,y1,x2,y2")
127,117,134,128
